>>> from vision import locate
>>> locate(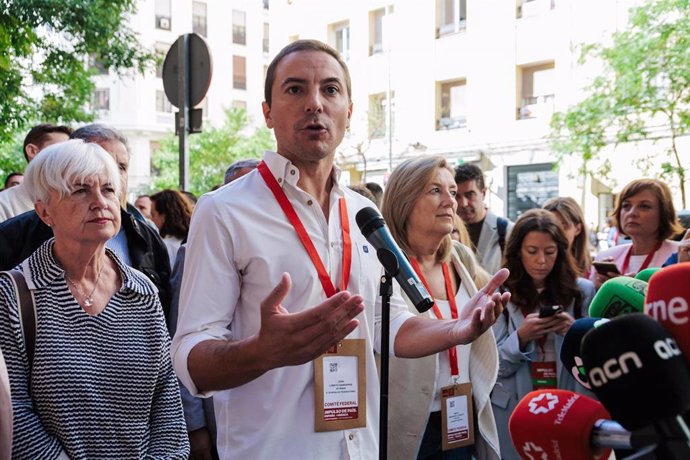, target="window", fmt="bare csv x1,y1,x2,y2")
506,163,559,221
156,90,172,113
233,55,246,90
192,2,207,36
517,0,555,19
369,8,385,55
155,0,171,30
232,100,247,110
89,55,108,75
329,21,351,61
437,0,467,37
232,10,246,45
437,80,467,130
368,92,395,139
263,23,270,53
517,63,555,119
263,0,269,9
154,42,169,78
93,89,110,111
